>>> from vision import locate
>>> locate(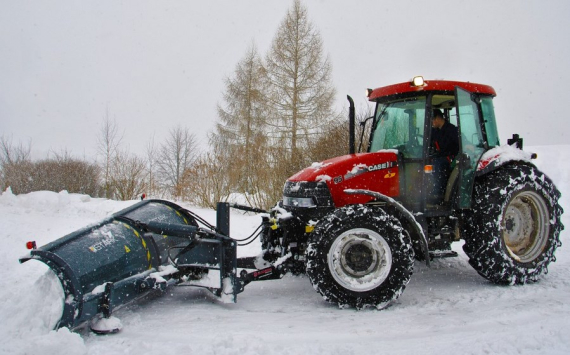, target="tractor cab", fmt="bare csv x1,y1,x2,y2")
365,77,500,215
